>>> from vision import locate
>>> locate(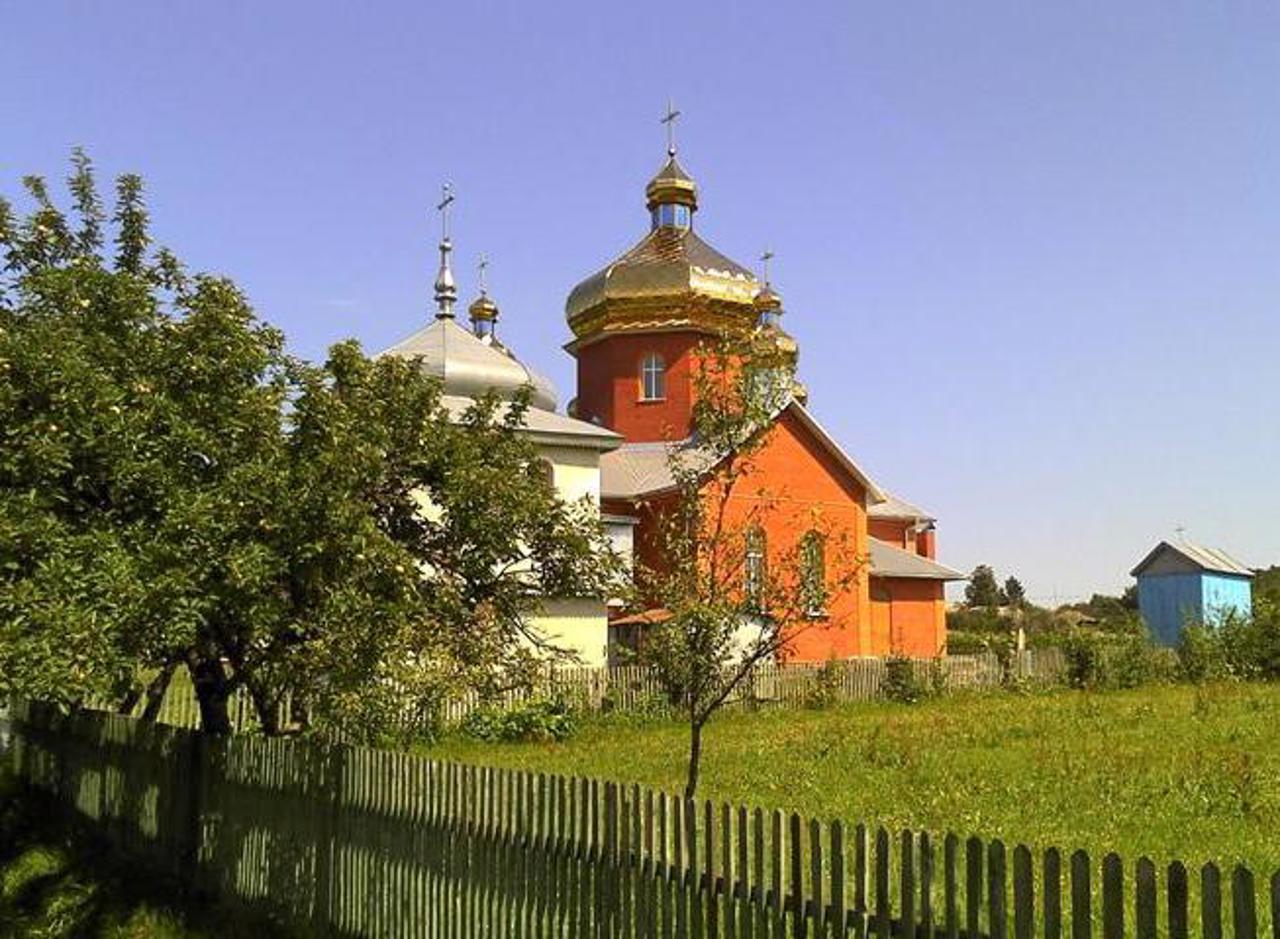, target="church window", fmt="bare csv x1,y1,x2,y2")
652,203,691,230
745,527,767,609
640,353,666,401
800,530,827,617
